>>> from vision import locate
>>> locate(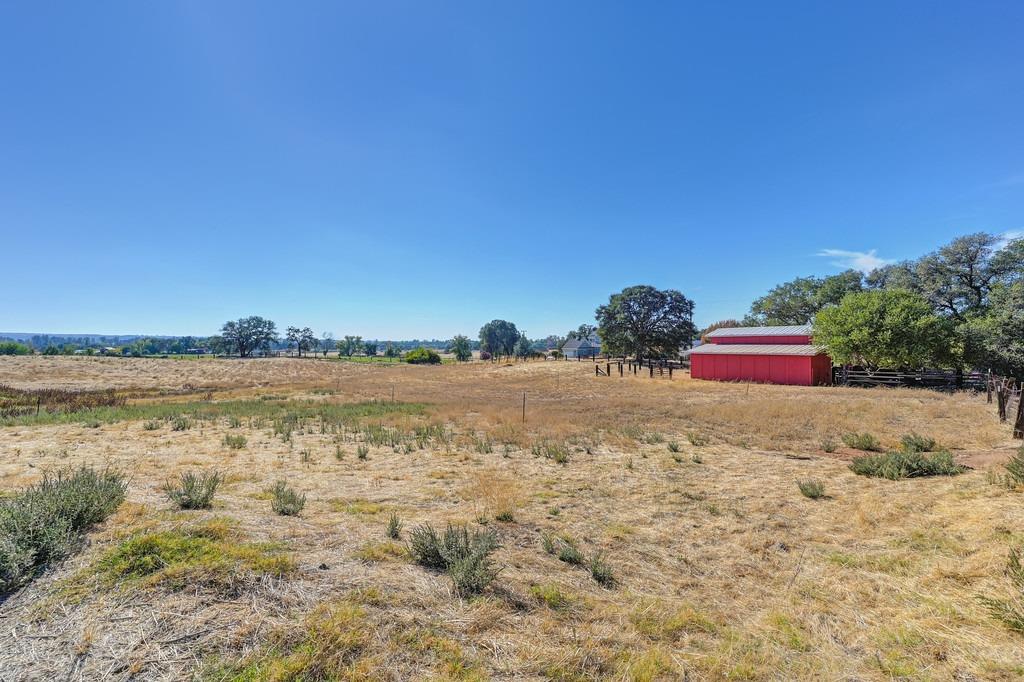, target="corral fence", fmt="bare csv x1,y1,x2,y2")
989,374,1024,440
832,367,988,391
585,355,689,379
